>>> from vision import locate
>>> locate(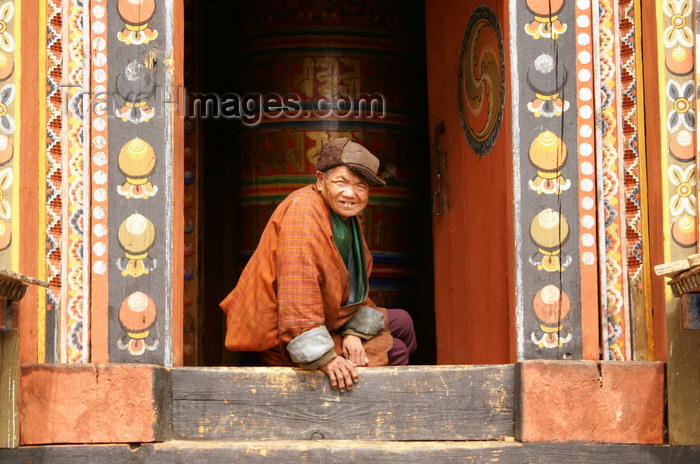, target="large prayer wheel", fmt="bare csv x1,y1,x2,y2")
235,0,424,310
